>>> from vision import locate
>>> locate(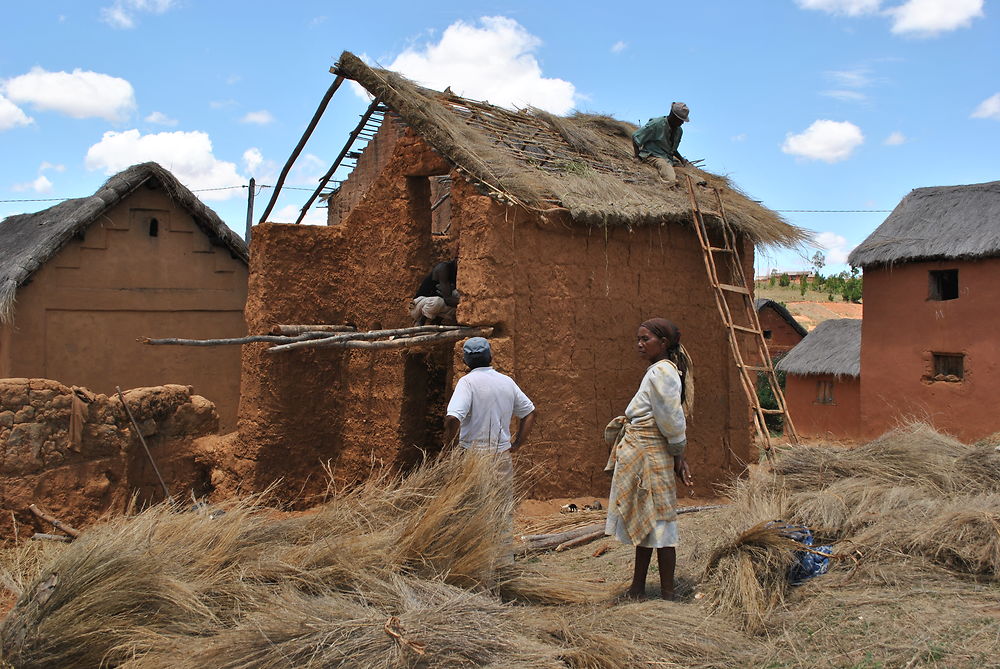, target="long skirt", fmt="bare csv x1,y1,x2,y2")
605,460,678,548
